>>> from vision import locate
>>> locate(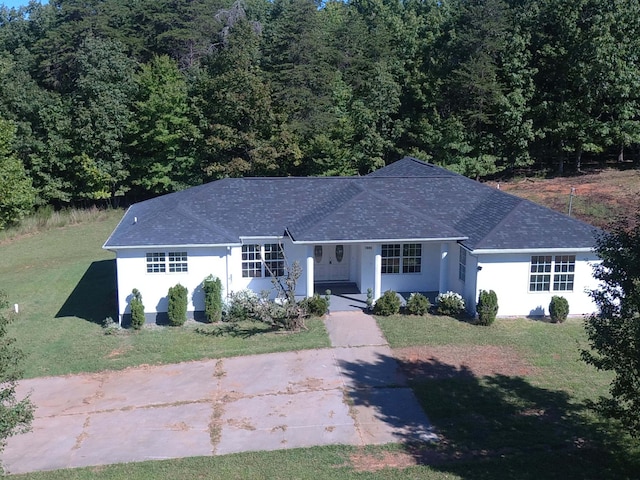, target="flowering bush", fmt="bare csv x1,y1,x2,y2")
226,289,260,321
436,291,465,316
